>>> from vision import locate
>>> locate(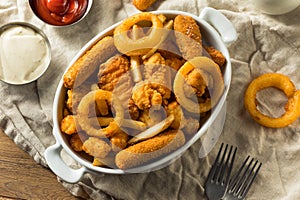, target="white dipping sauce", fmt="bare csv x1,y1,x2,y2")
0,25,50,84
